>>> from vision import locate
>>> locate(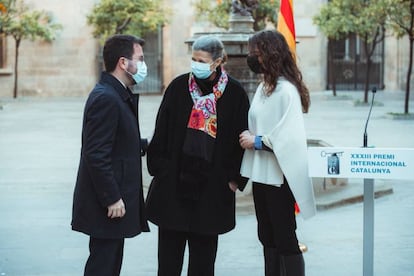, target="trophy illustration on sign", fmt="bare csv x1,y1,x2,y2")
327,153,340,175
320,151,343,175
